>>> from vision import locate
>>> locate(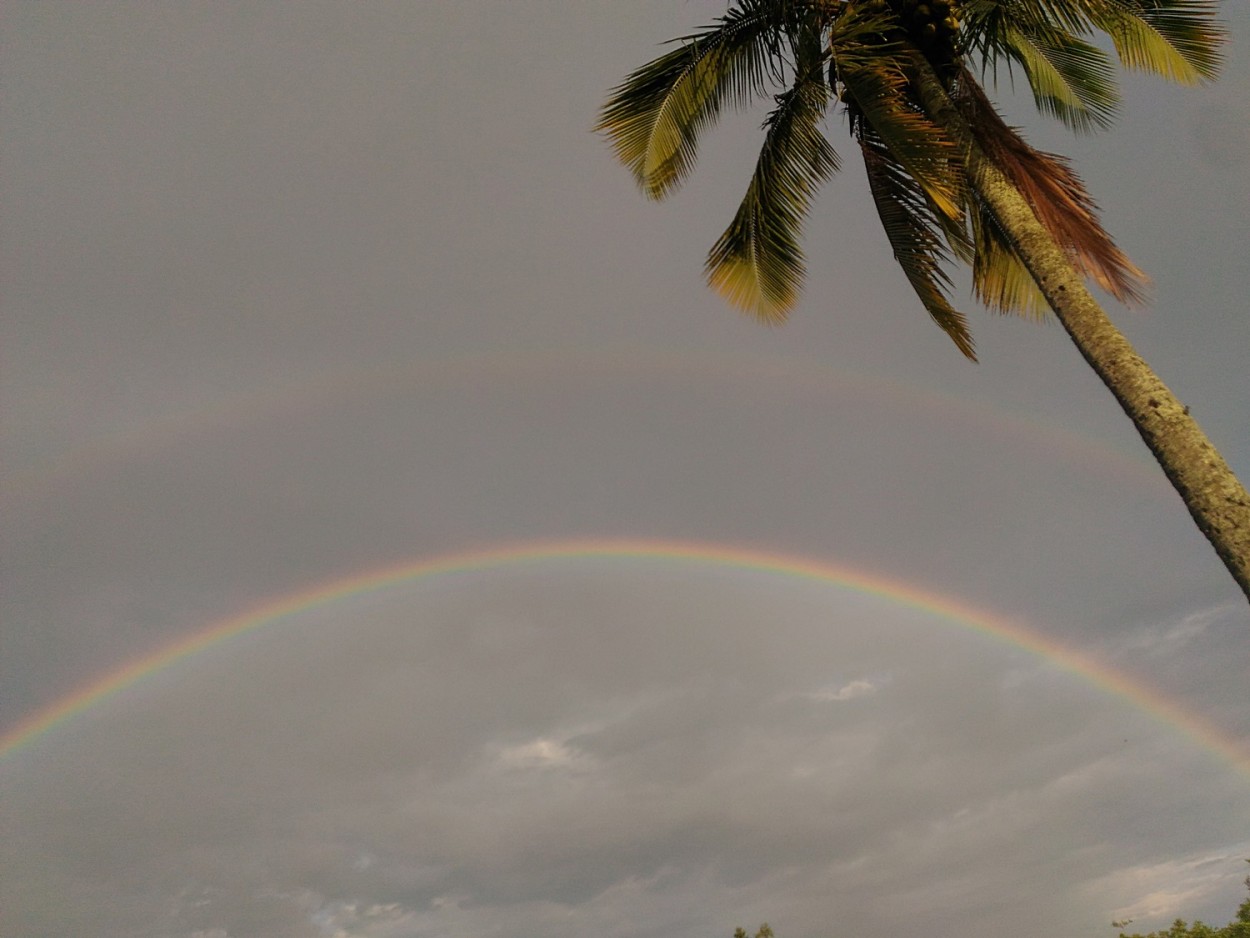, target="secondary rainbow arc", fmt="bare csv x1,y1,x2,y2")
3,538,1246,778
5,345,1162,499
